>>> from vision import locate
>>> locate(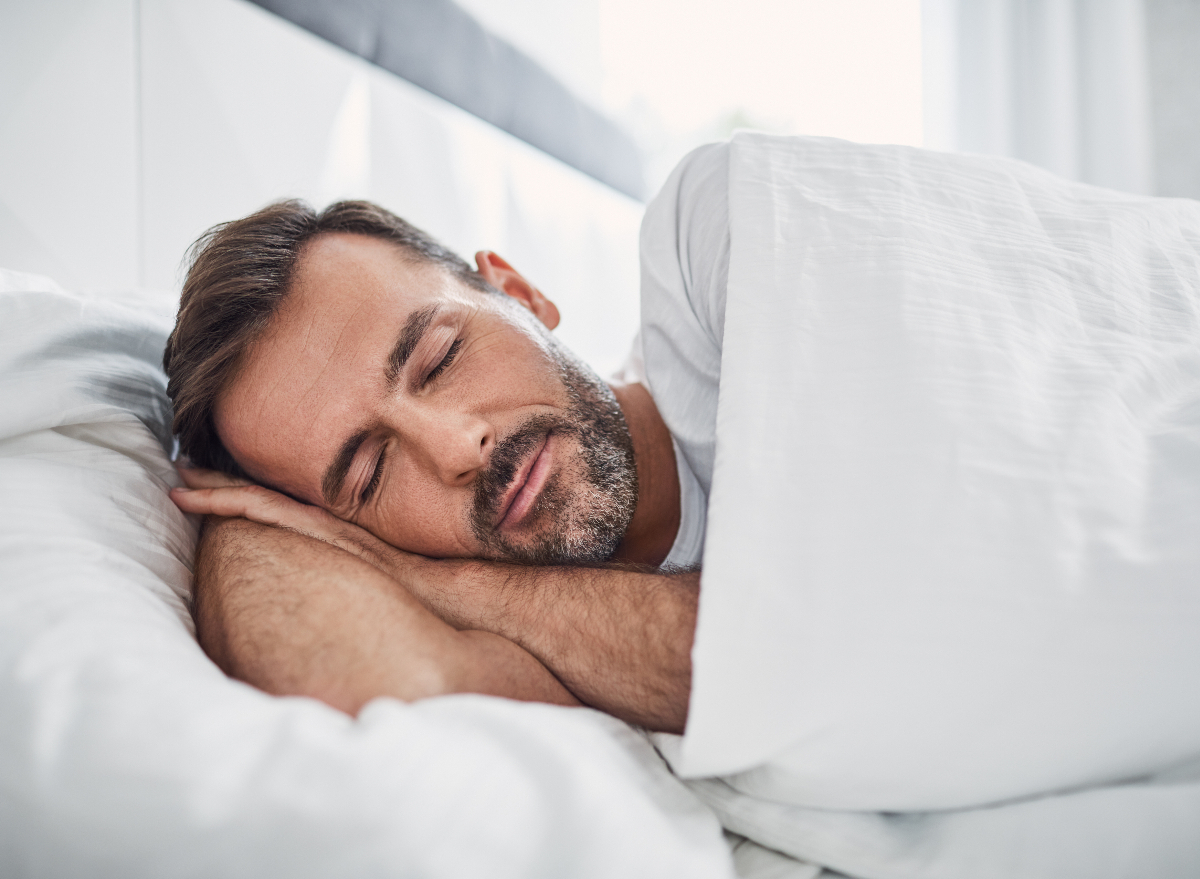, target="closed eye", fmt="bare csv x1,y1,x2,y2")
360,338,460,505
361,448,385,503
424,338,462,385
